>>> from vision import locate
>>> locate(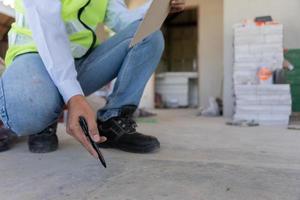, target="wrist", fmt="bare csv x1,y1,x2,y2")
67,95,85,106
